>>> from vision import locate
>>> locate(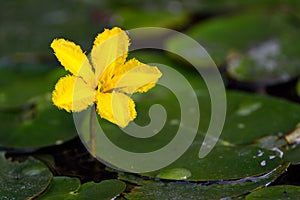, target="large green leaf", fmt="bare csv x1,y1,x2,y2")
0,153,52,200
37,177,126,200
122,162,289,200
37,176,80,199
